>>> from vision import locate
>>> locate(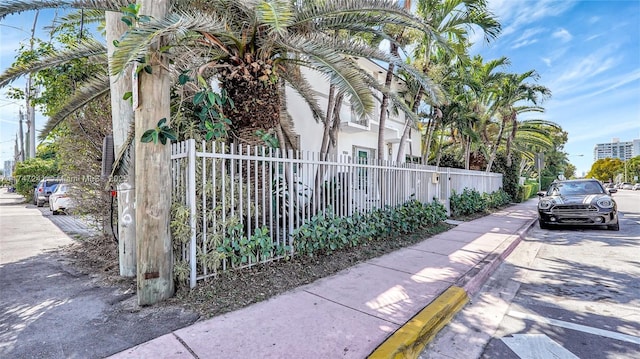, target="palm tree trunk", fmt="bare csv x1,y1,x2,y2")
378,43,398,161
486,115,508,172
464,135,471,169
505,114,517,167
320,85,336,160
396,86,423,162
